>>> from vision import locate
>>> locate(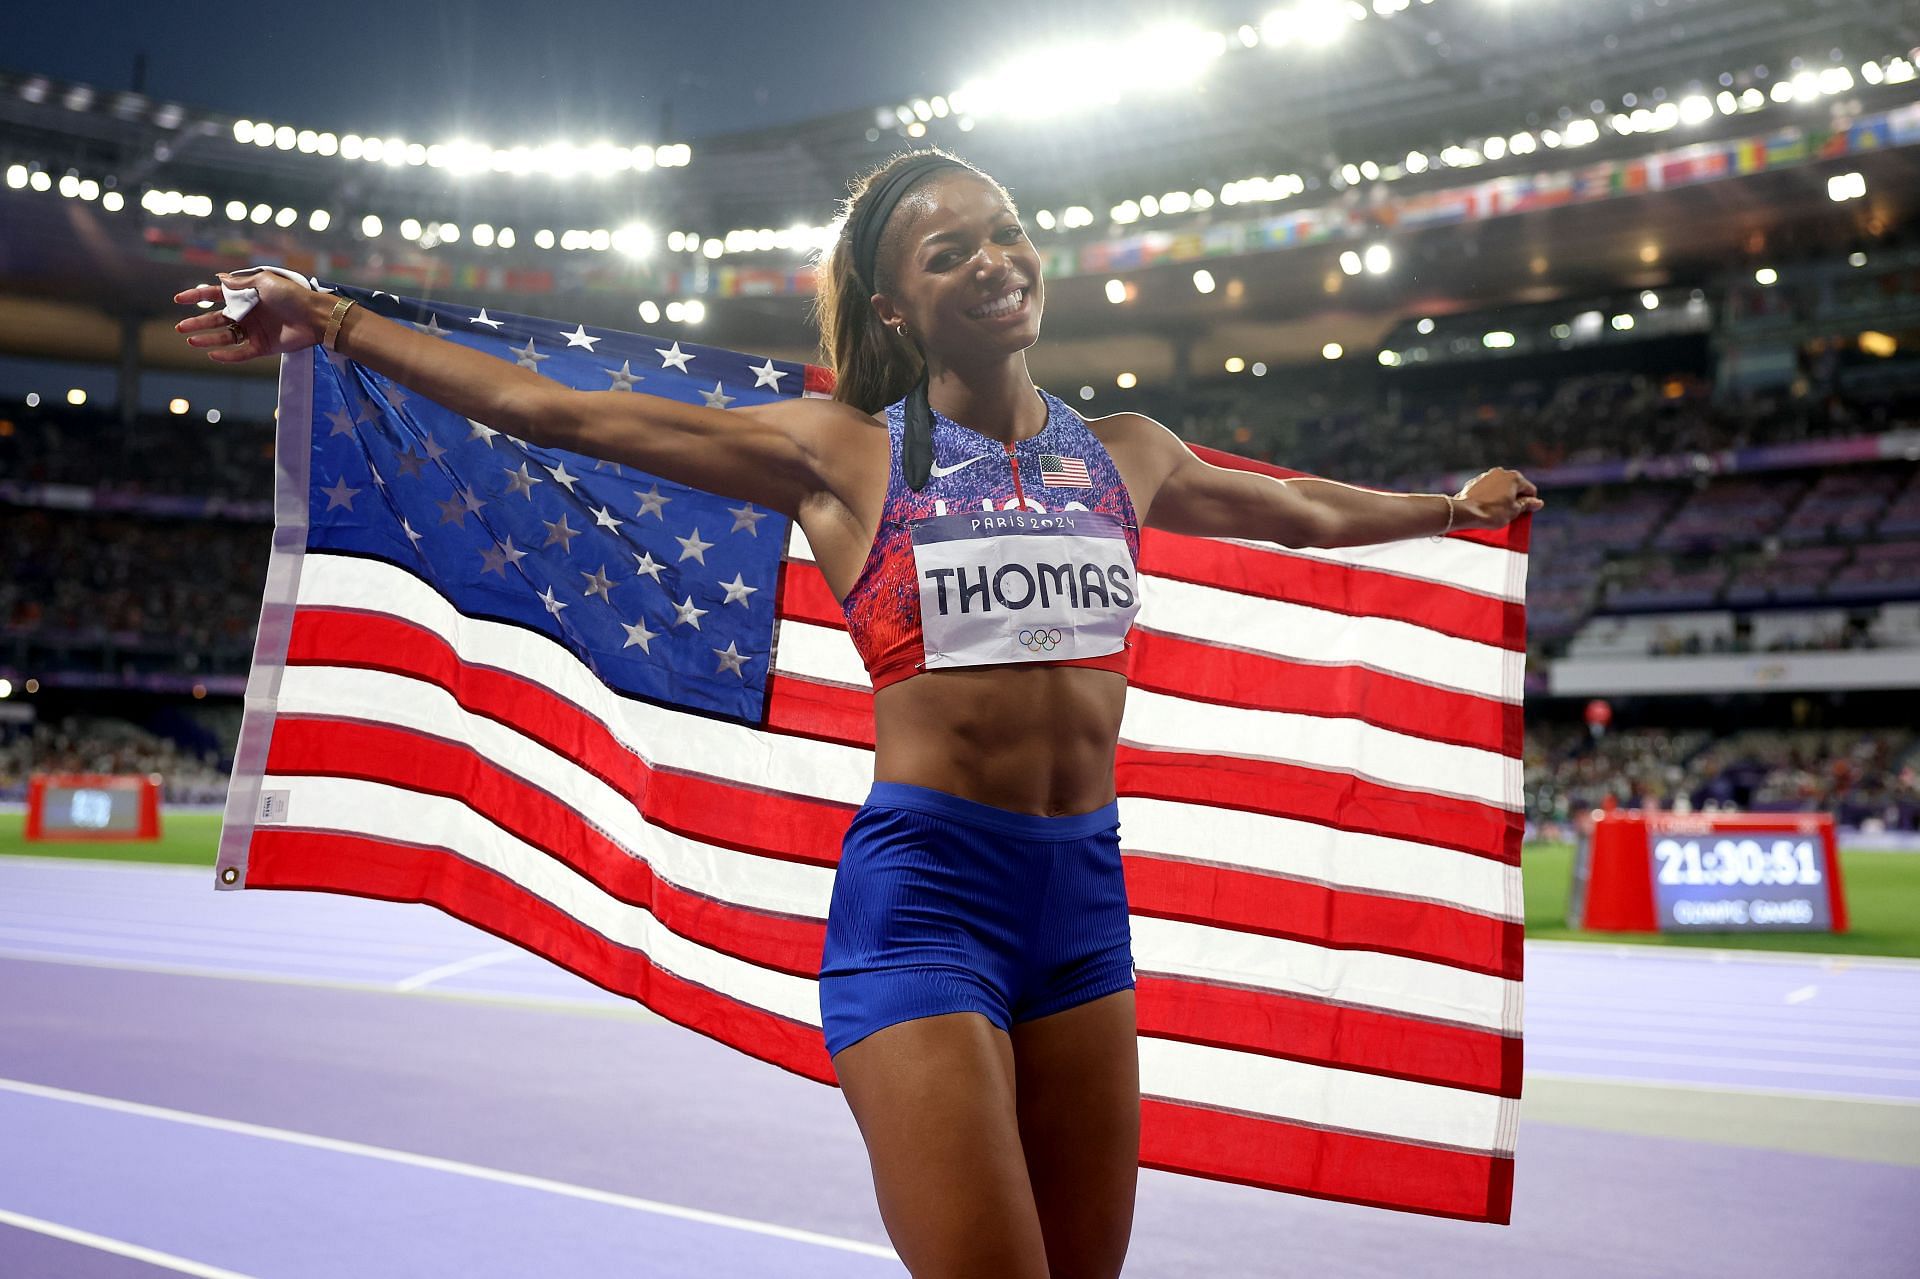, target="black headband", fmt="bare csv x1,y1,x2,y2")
851,155,967,291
